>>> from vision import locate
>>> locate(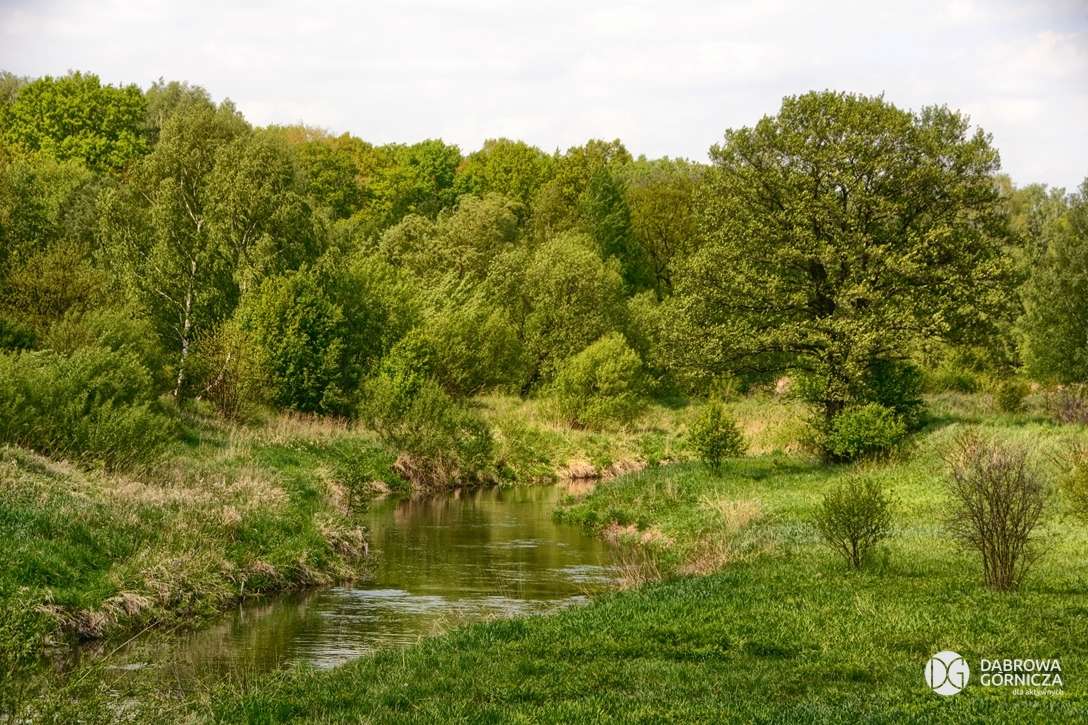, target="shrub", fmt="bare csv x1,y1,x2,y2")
550,333,646,429
410,300,527,397
237,268,389,415
1059,443,1088,520
945,432,1048,591
689,401,746,469
926,358,982,393
814,478,893,569
862,359,925,430
0,347,175,468
822,404,906,462
1047,384,1088,425
360,361,493,490
187,320,269,420
993,378,1030,413
43,307,168,389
